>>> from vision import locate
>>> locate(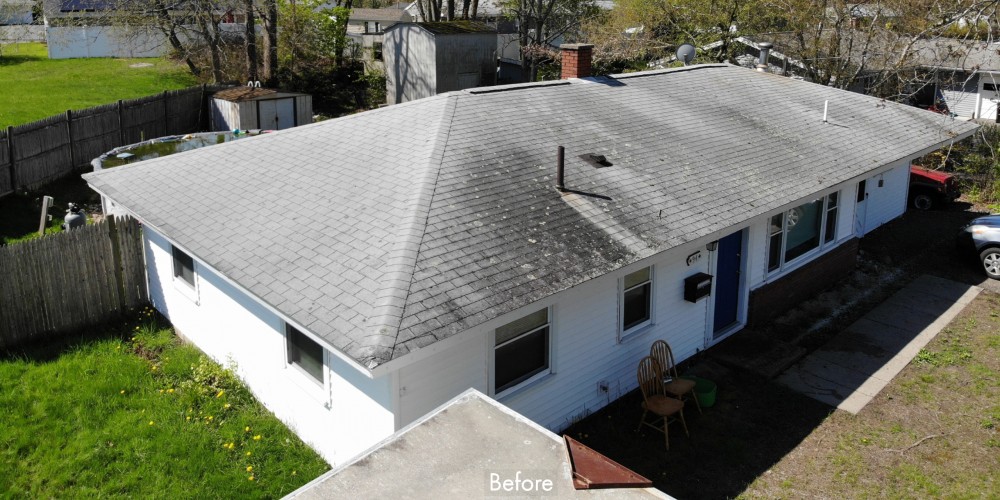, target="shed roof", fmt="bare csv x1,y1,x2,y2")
213,87,279,102
83,64,977,370
286,389,668,498
402,20,496,35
